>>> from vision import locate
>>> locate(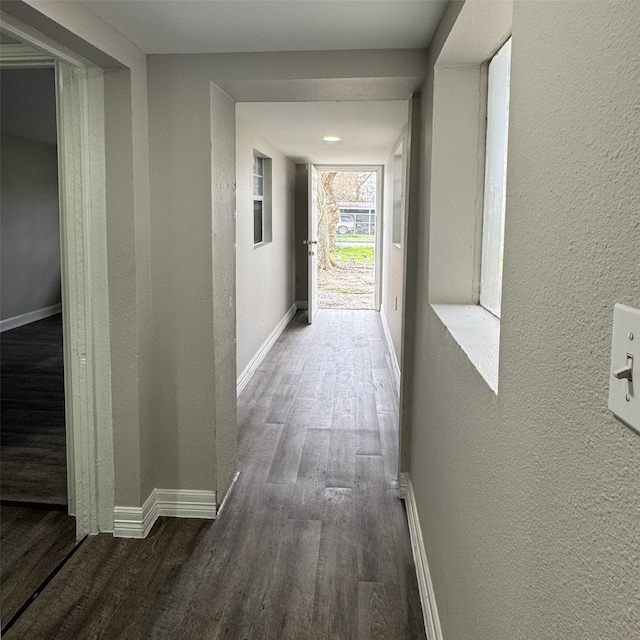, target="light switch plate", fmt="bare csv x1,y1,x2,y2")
608,304,640,434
